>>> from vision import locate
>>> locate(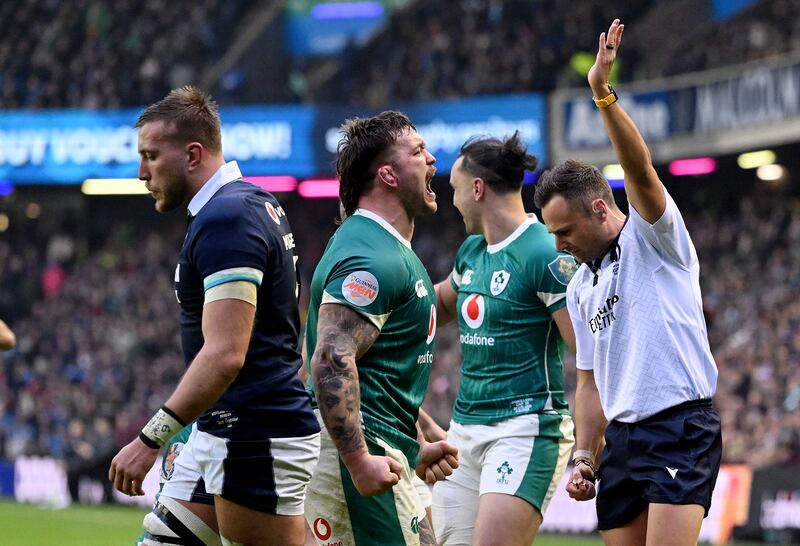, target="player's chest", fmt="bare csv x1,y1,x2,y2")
173,247,204,311
458,253,523,296
455,259,532,325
